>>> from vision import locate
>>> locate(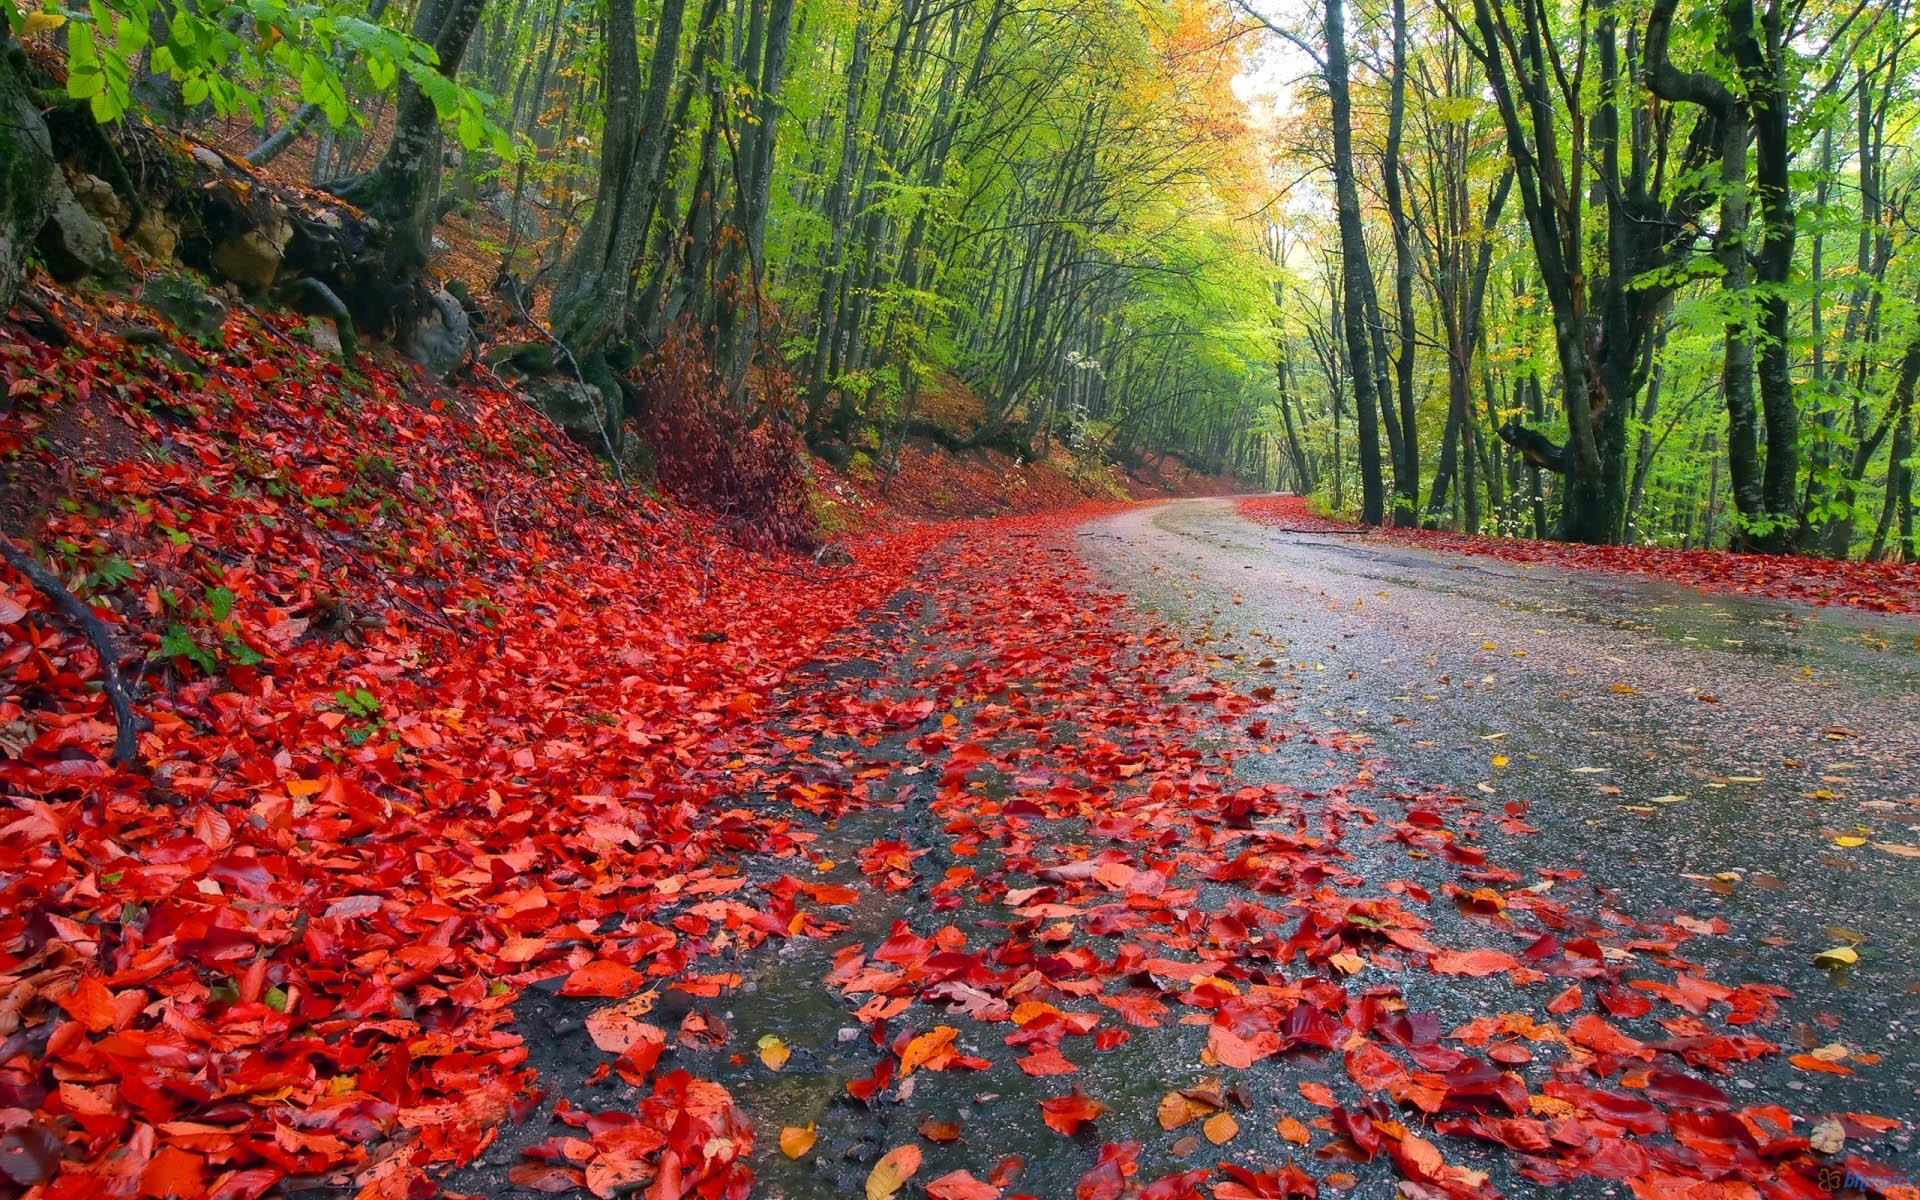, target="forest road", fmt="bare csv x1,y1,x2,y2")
1079,497,1920,1107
